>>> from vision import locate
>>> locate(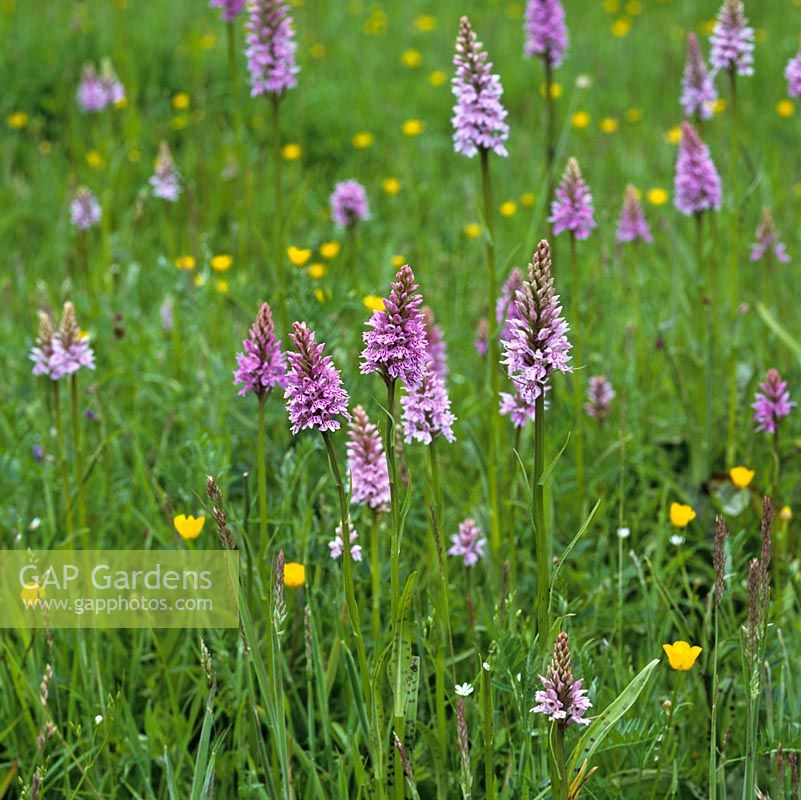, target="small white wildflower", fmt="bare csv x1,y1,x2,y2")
575,74,593,89
29,517,42,531
482,661,490,671
94,715,103,725
669,534,685,546
617,526,630,539
455,683,474,697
